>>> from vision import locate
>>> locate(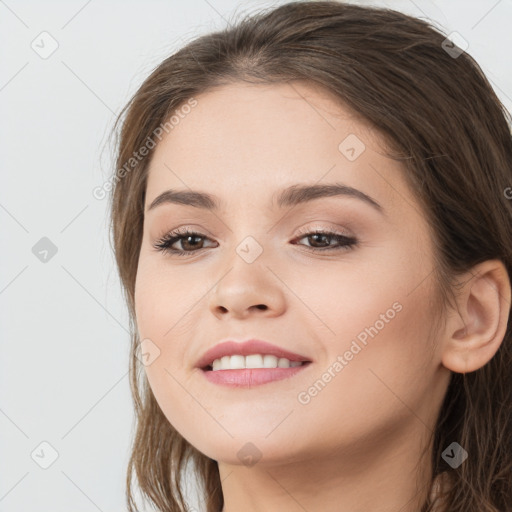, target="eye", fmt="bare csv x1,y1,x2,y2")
153,227,217,257
153,226,358,257
292,227,358,253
